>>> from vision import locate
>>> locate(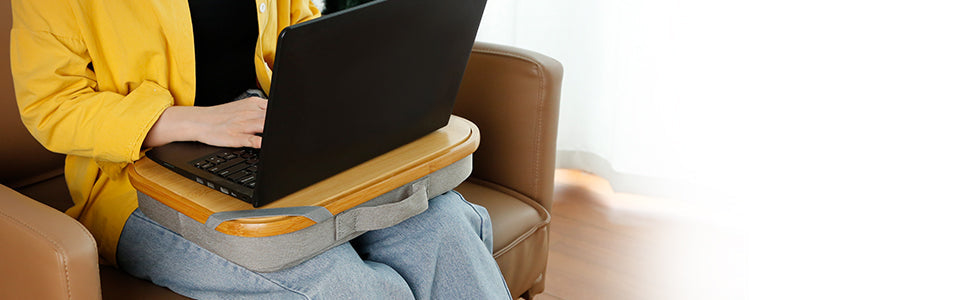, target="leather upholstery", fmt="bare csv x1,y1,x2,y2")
454,43,562,297
0,3,562,297
453,43,563,211
0,3,67,191
0,185,101,299
15,175,74,212
99,266,191,300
